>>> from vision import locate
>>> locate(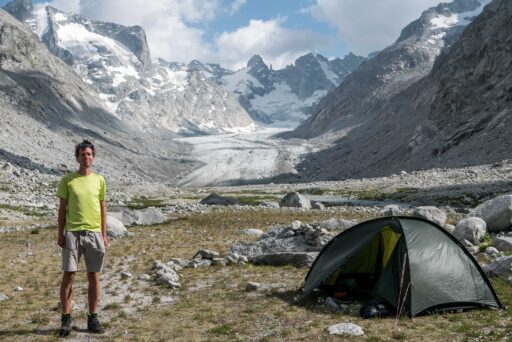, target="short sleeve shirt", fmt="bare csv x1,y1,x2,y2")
56,172,106,232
